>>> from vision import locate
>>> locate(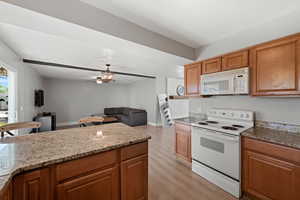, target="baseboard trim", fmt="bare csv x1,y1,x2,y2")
148,122,162,127
57,121,78,127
